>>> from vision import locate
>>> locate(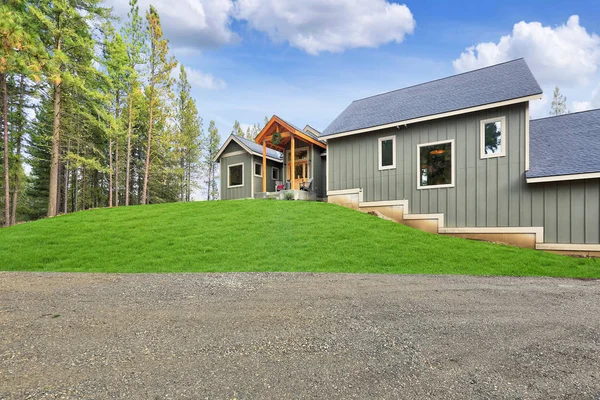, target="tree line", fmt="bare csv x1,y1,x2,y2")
0,0,233,227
